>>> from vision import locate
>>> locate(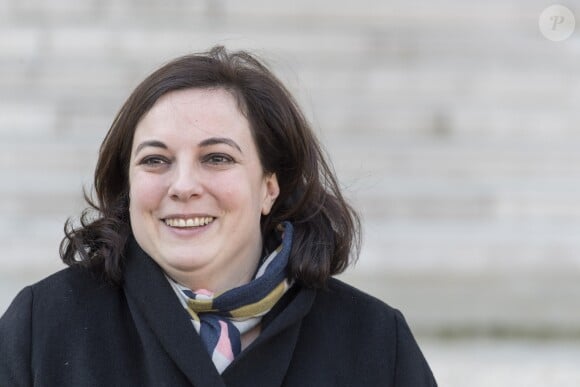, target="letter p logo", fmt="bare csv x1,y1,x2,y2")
551,15,565,30
539,5,575,41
